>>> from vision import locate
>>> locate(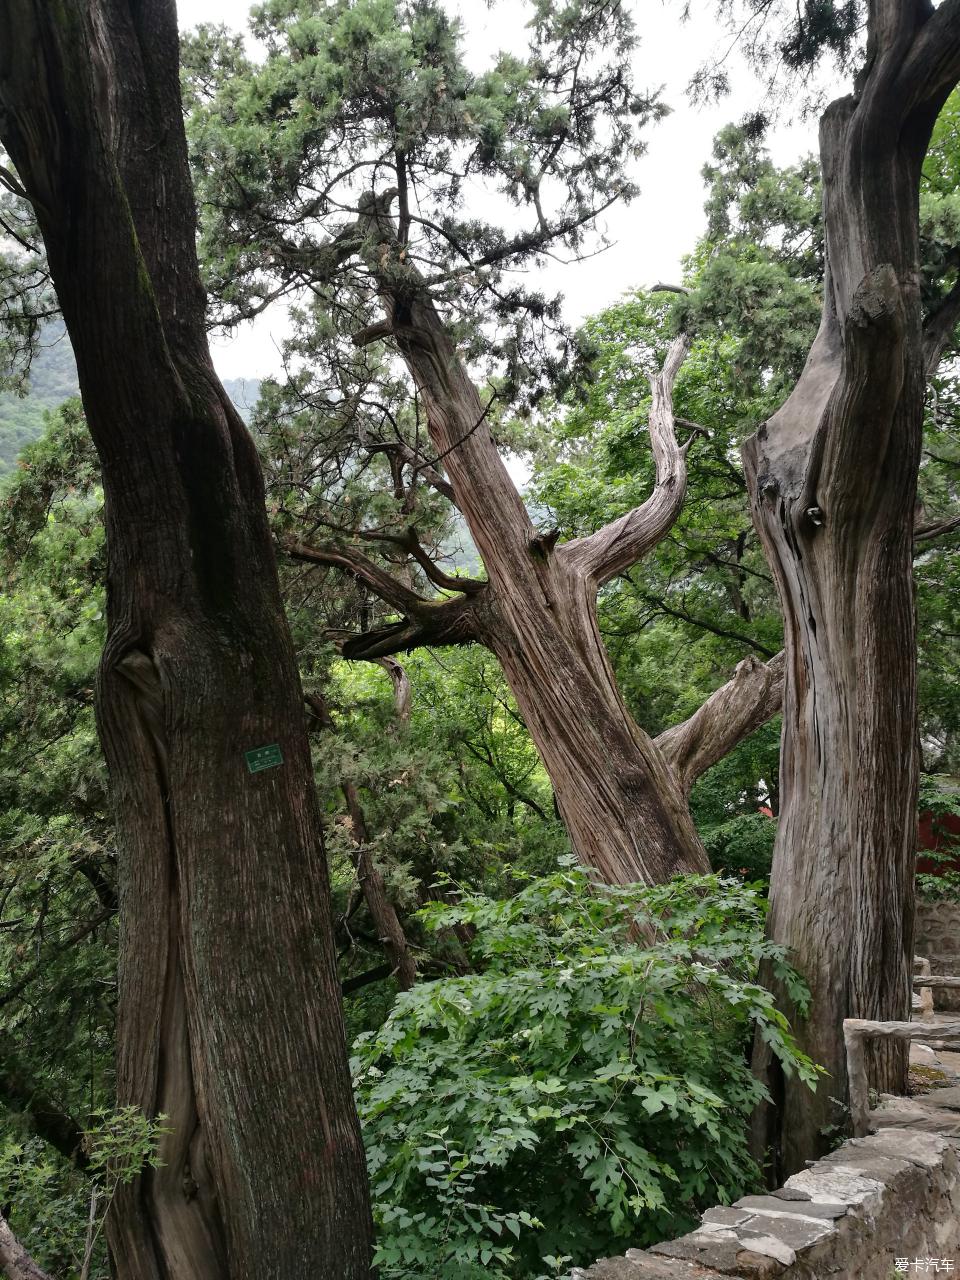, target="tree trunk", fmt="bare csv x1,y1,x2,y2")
0,5,374,1277
742,0,960,1178
343,225,711,883
480,578,711,885
0,1214,53,1280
